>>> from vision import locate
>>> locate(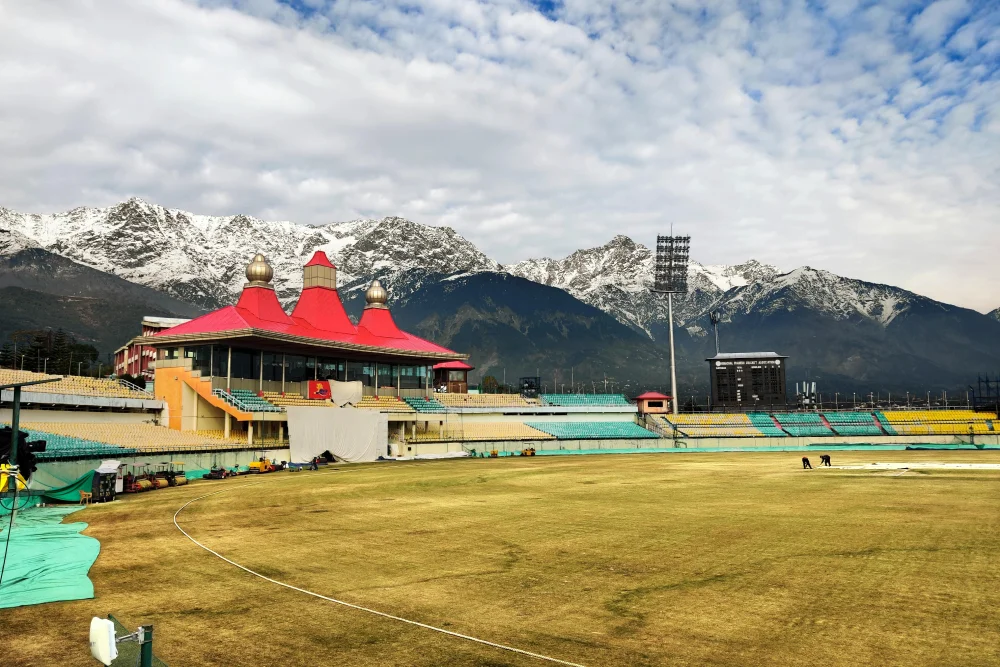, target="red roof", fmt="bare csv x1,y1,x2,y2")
291,286,354,334
304,251,335,268
155,281,461,358
635,391,671,400
433,360,474,370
